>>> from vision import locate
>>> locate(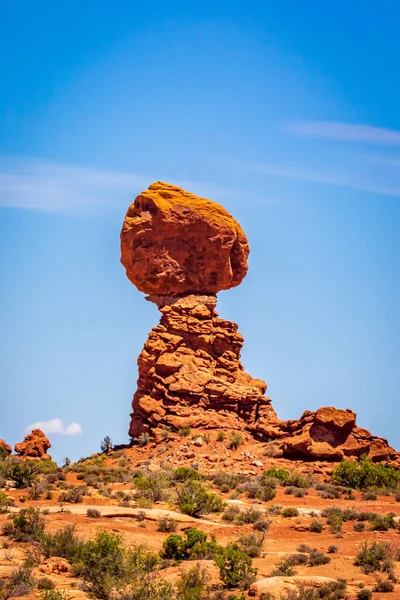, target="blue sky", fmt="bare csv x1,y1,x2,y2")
1,1,399,464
